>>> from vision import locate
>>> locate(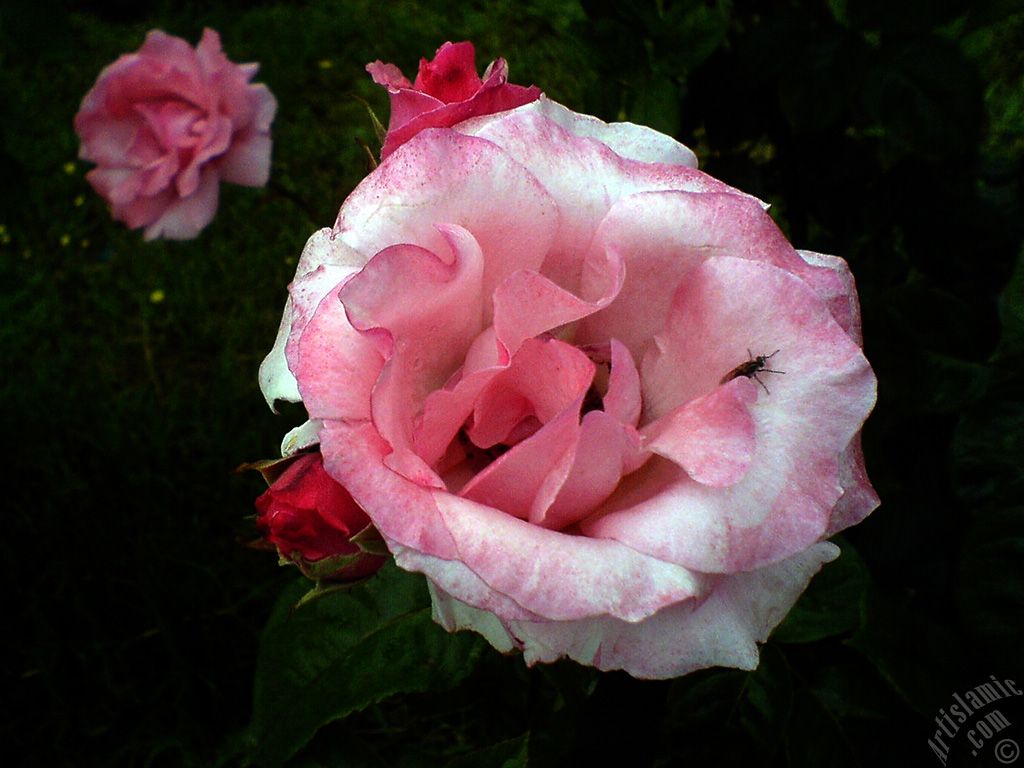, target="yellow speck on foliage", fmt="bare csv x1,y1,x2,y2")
149,290,166,304
75,195,86,207
319,60,333,69
63,162,76,175
60,234,71,247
